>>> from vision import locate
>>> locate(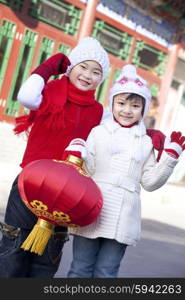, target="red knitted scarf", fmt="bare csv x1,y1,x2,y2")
14,76,96,134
